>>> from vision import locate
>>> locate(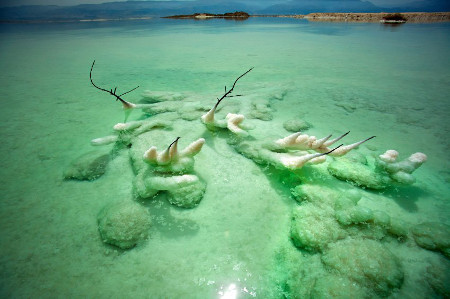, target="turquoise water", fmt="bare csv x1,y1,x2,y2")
0,18,449,297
